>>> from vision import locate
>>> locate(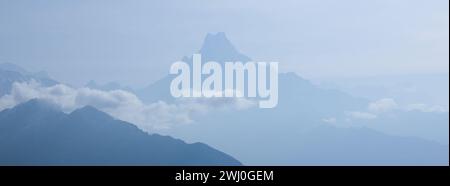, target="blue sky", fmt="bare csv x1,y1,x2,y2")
0,0,448,87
